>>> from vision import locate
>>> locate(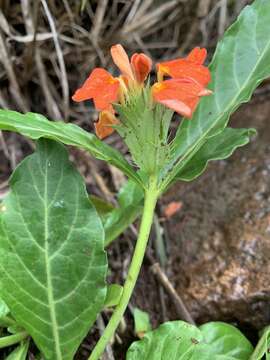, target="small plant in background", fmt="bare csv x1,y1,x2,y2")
0,0,269,359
